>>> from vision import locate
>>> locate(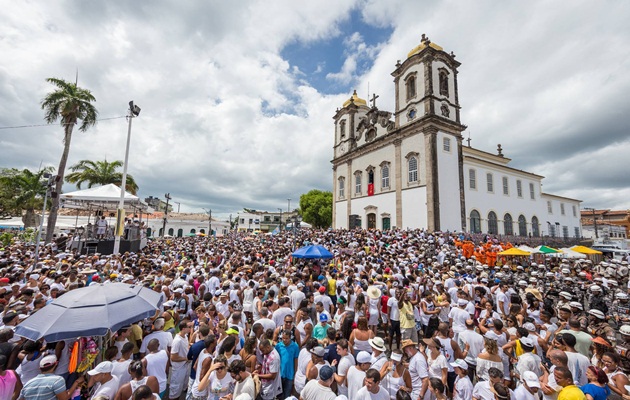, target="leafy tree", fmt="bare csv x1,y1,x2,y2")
41,77,98,243
299,190,332,229
0,167,53,227
65,159,139,194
